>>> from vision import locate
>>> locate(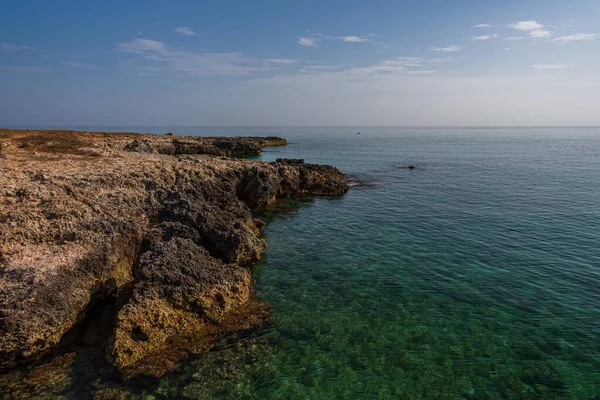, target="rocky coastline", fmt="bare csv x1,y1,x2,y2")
0,129,348,393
